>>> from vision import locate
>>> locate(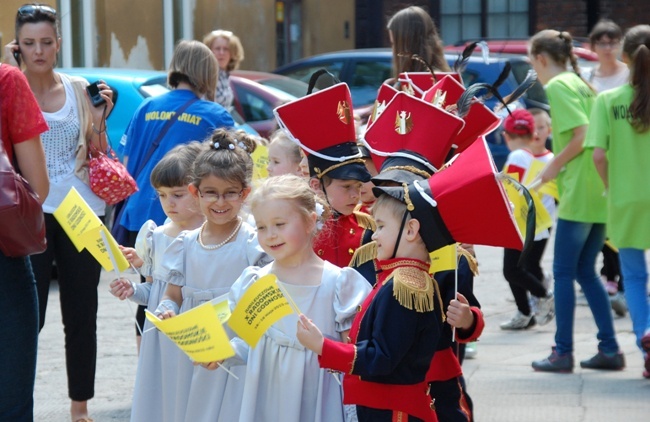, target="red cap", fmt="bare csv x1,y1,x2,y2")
373,138,523,252
423,75,501,153
363,91,465,173
398,72,463,96
503,109,535,136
